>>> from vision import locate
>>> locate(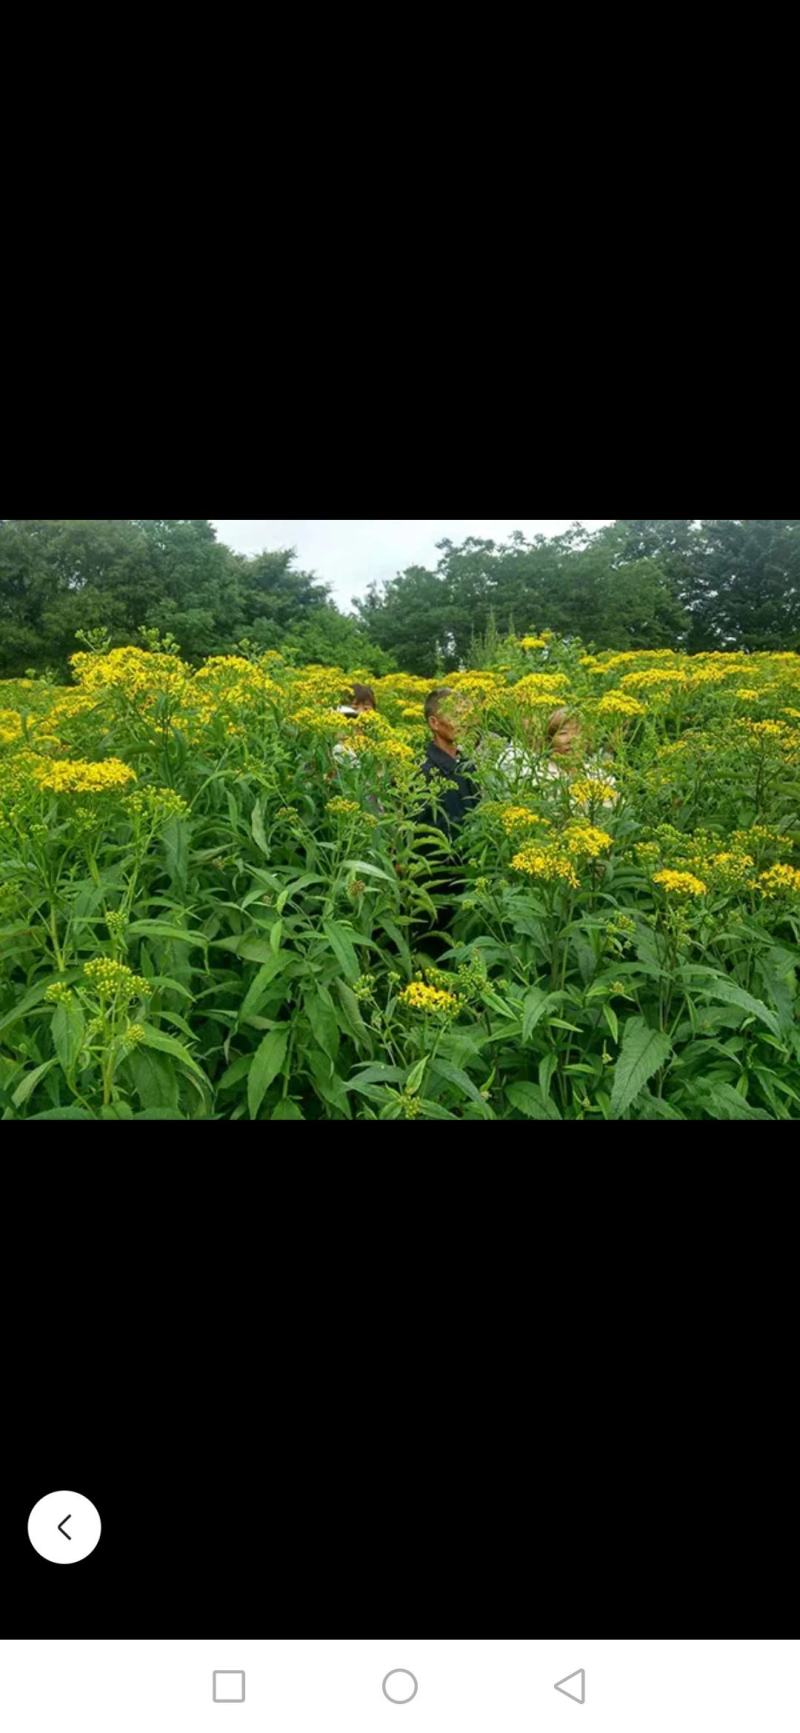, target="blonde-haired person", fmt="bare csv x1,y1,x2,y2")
495,707,616,806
